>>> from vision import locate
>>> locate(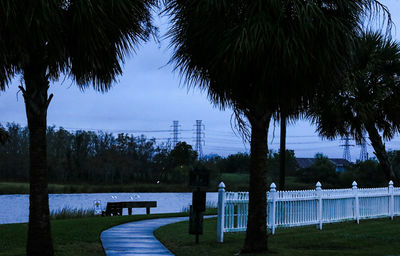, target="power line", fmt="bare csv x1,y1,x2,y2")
63,127,175,133
207,129,319,138
4,120,387,157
